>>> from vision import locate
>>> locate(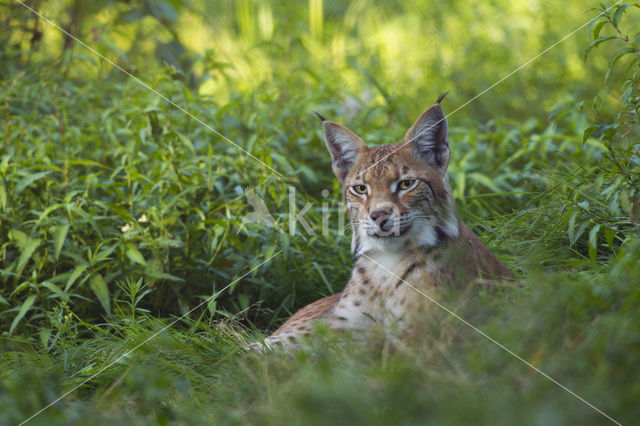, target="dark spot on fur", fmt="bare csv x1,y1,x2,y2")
396,263,417,288
354,300,361,307
434,226,449,243
357,265,366,275
359,288,366,295
337,316,347,321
